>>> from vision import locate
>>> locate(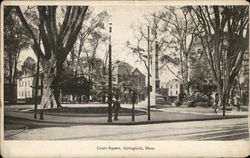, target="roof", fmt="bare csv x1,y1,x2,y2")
130,68,146,77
